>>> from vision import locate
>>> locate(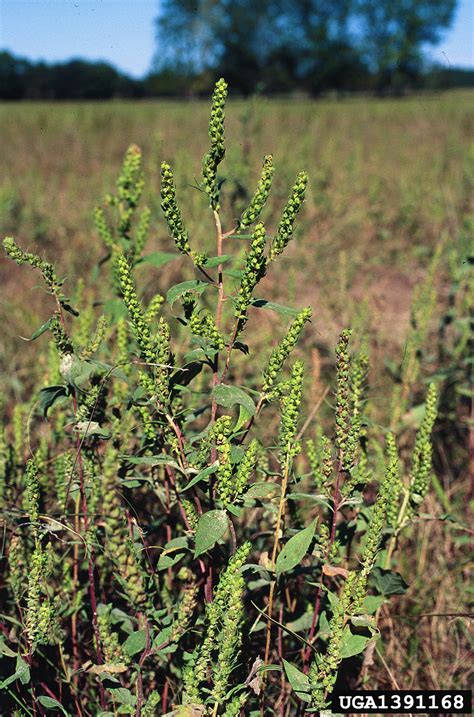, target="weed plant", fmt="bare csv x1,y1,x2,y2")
0,81,446,716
